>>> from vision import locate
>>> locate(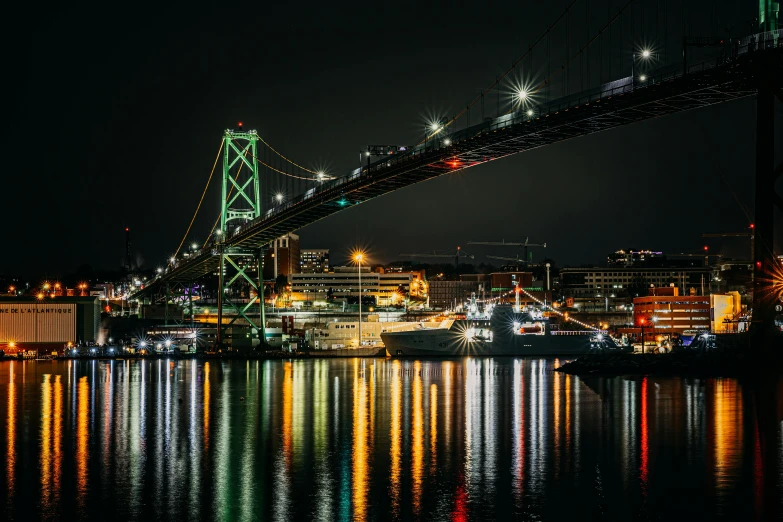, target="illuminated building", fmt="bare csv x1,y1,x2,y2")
300,249,329,273
607,249,665,267
560,266,712,297
289,267,412,306
623,287,710,341
0,296,100,353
